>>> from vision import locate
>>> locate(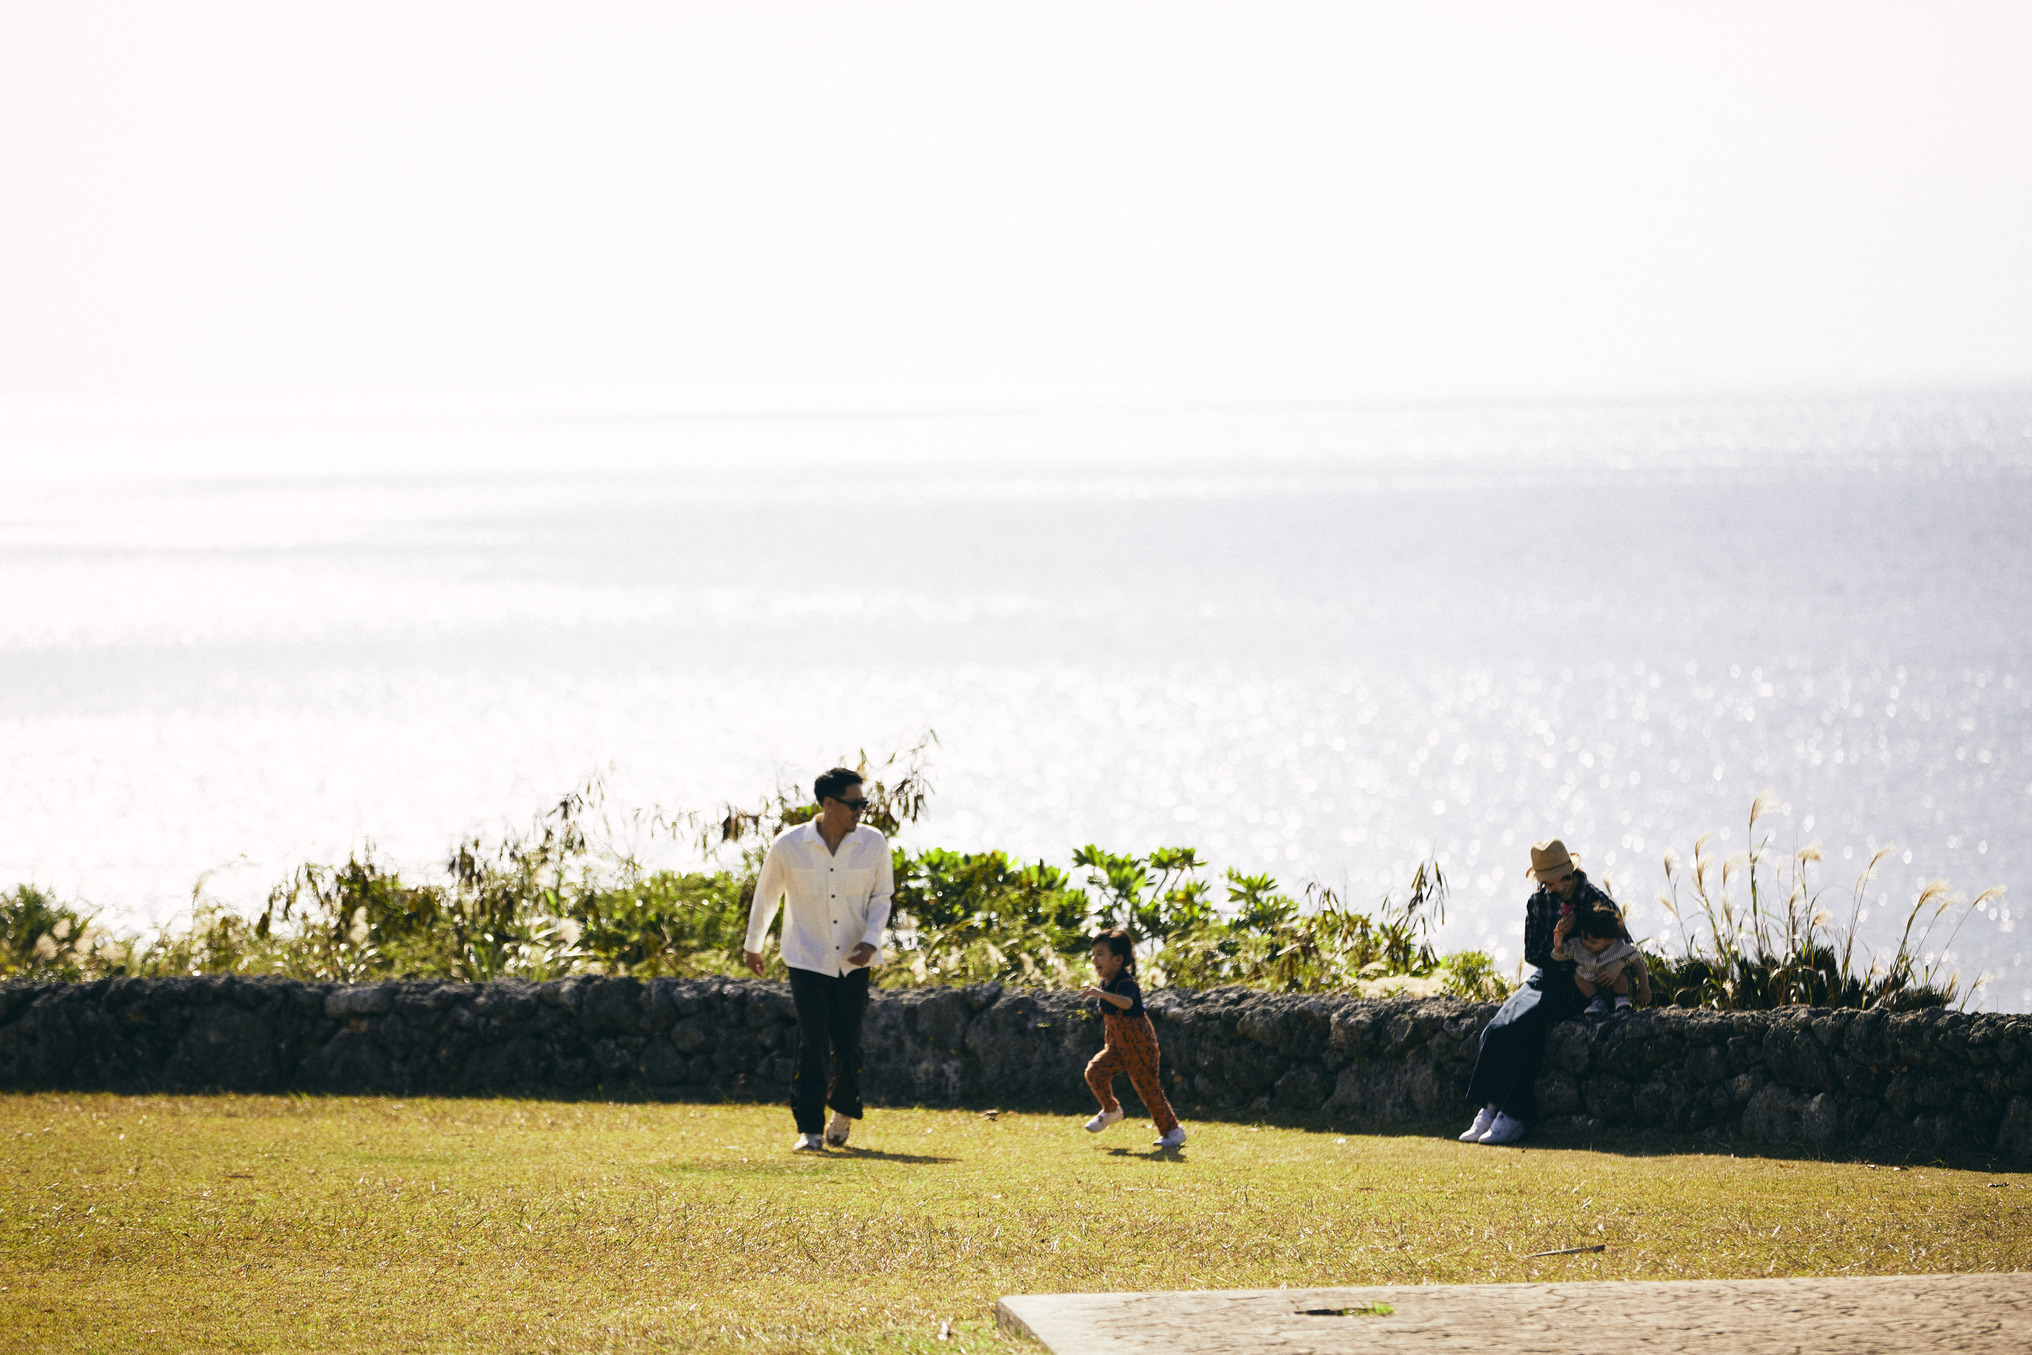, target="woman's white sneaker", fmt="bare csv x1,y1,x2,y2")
1477,1112,1526,1145
825,1110,852,1147
792,1132,826,1152
1153,1126,1187,1149
1459,1106,1498,1142
1085,1107,1125,1133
